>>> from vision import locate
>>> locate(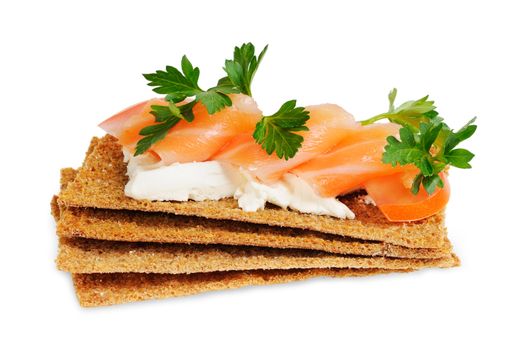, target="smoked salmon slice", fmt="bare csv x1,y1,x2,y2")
99,94,262,164
99,99,165,155
292,123,405,197
213,104,357,183
364,172,450,222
